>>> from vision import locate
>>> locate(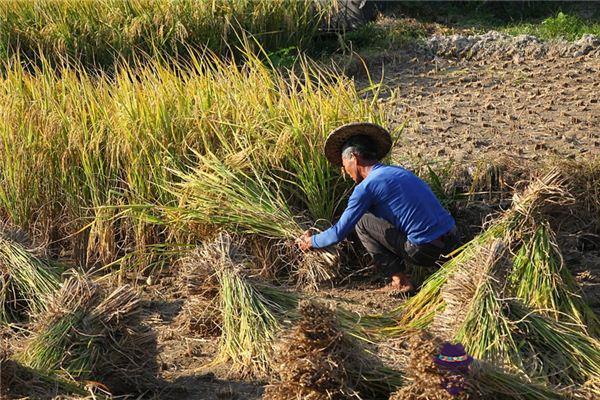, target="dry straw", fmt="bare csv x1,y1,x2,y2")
264,300,361,399
265,300,403,400
389,331,465,400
